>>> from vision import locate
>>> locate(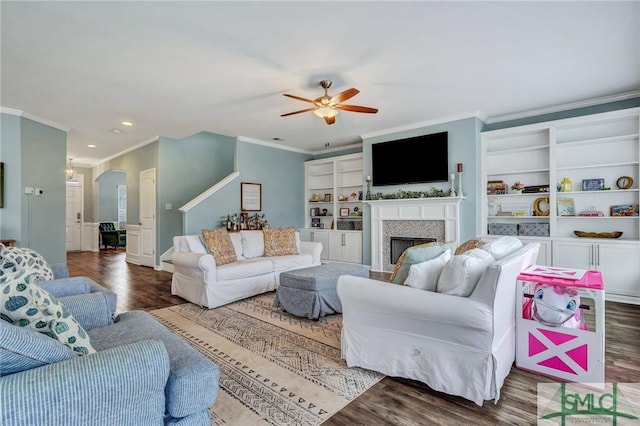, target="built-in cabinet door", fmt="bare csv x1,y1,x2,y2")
552,240,594,270
596,242,640,298
553,240,640,300
309,230,330,261
329,231,362,263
